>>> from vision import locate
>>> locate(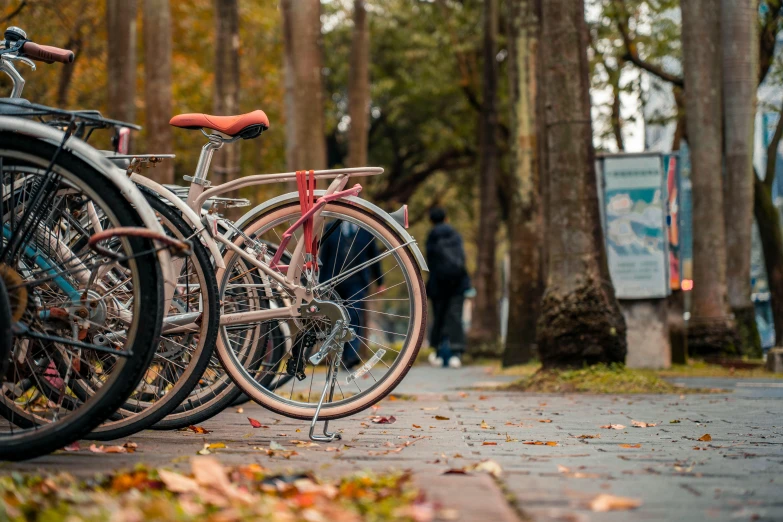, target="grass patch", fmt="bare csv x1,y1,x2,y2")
506,363,716,394
0,461,434,521
659,360,783,379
